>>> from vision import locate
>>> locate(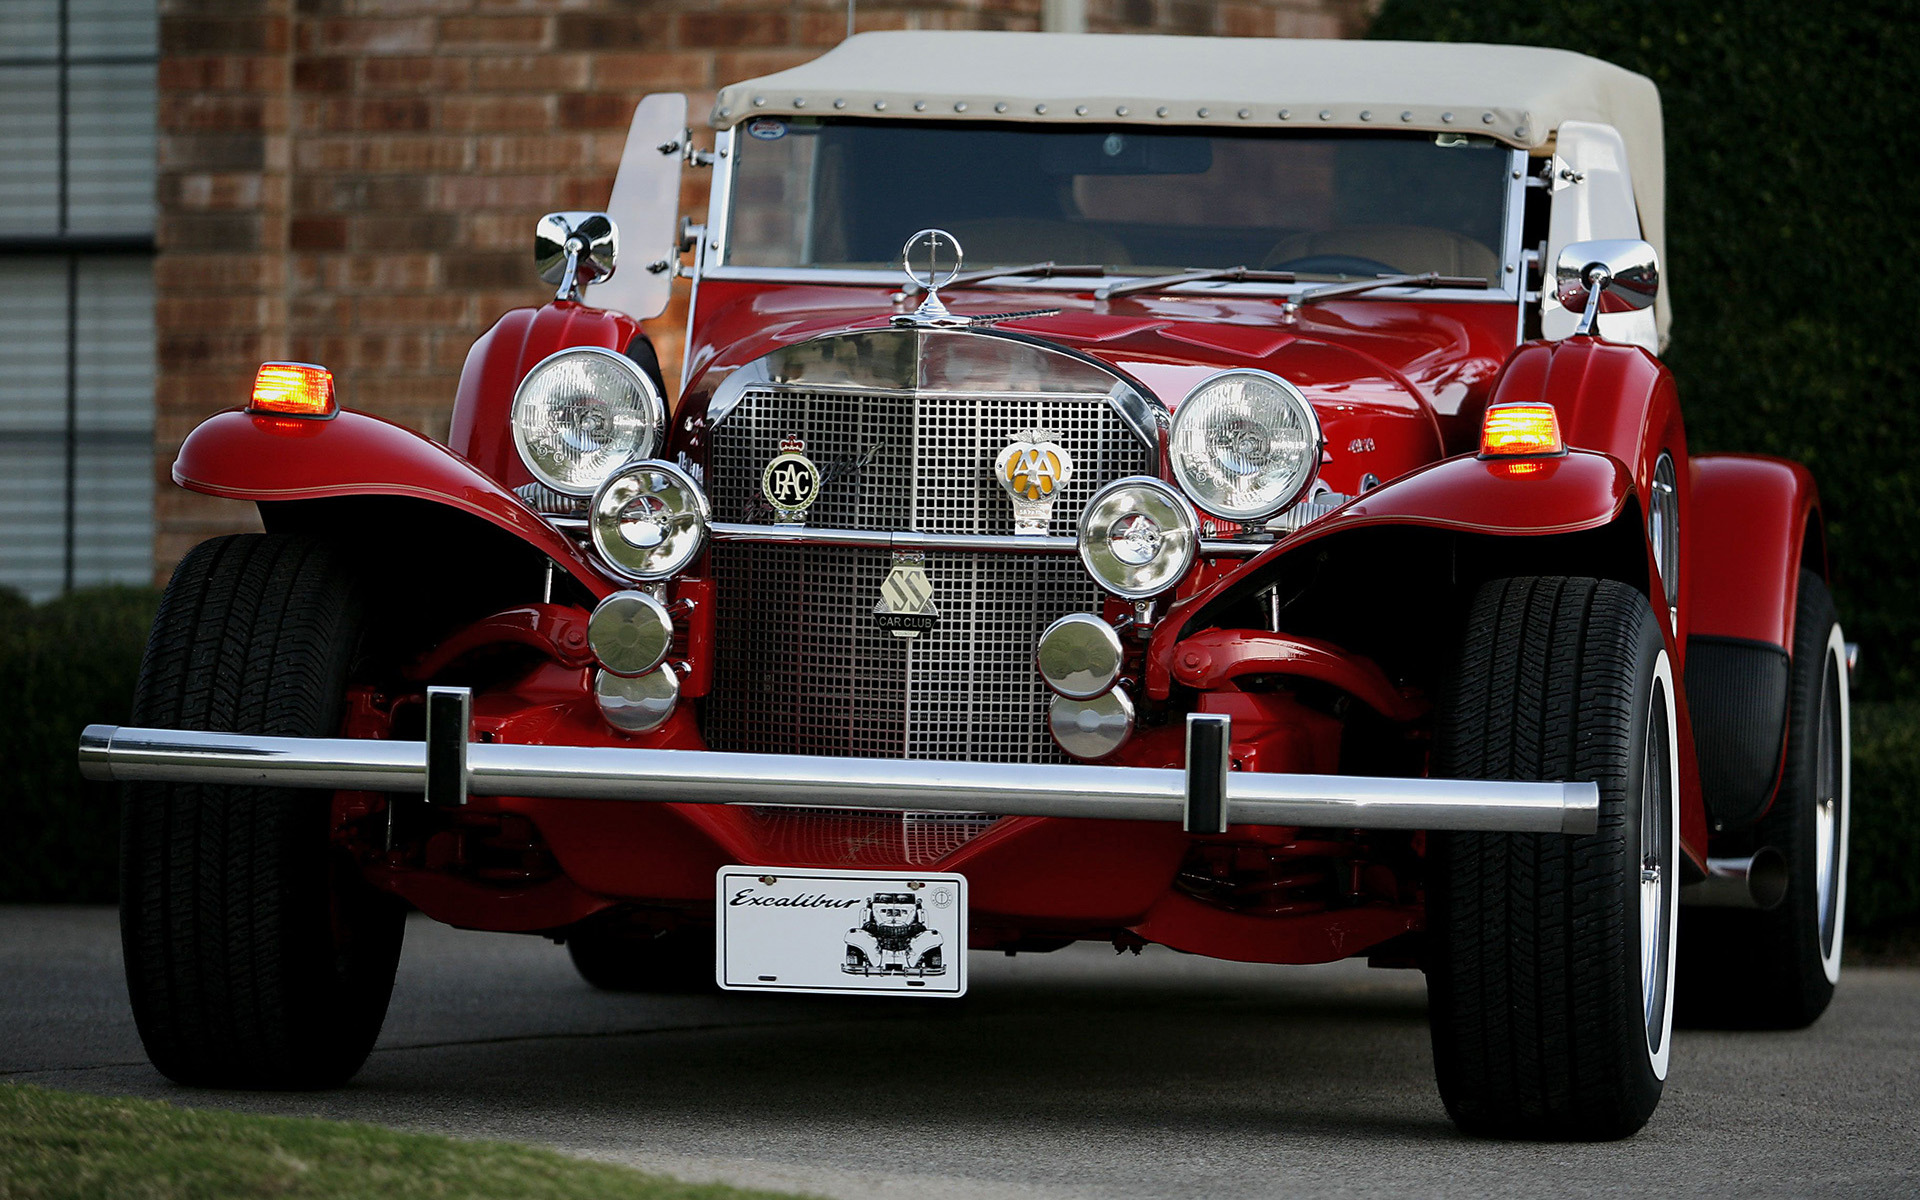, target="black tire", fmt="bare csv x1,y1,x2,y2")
1428,576,1679,1140
120,534,405,1088
567,921,714,993
1678,572,1849,1029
